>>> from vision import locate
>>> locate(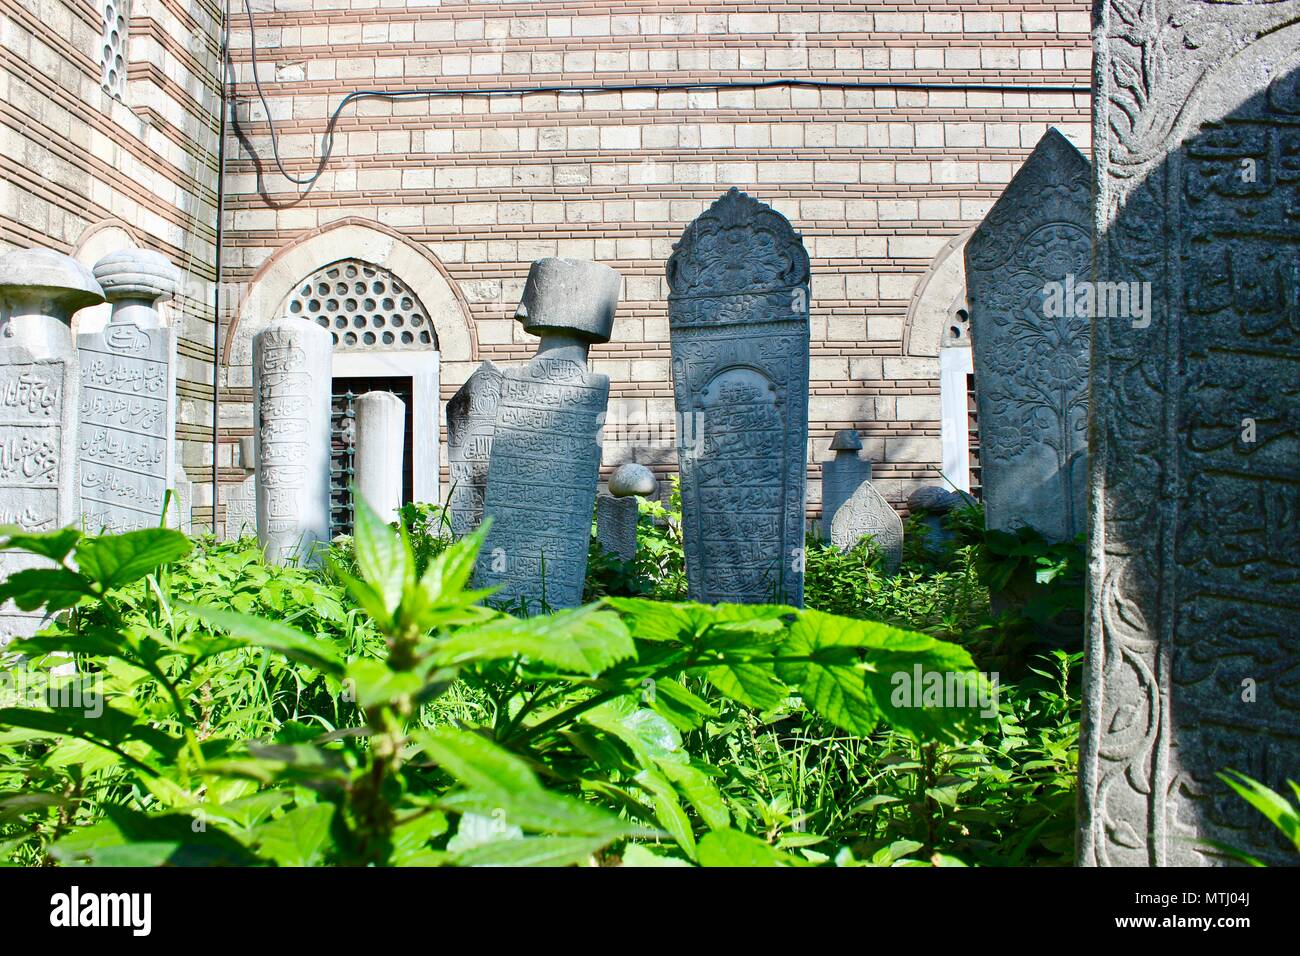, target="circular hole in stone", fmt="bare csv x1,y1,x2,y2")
108,69,117,85
391,314,404,327
381,331,395,345
418,330,432,344
362,331,376,345
110,30,119,45
335,282,348,295
364,298,376,310
331,333,340,345
315,316,328,327
371,315,384,327
381,297,395,310
345,264,357,278
372,281,384,294
400,331,414,345
333,316,346,329
104,44,113,60
325,299,338,311
307,300,320,313
400,297,413,310
343,332,358,346
410,313,424,327
354,281,365,294
289,300,302,313
344,298,357,311
352,315,365,329
316,282,329,295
